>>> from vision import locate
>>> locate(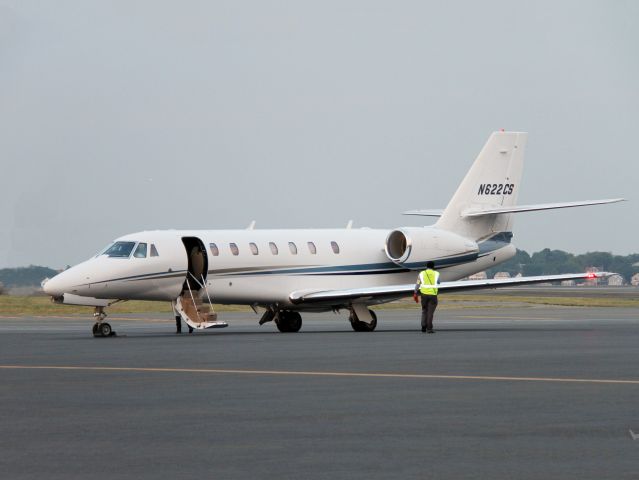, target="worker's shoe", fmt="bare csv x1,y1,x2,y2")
427,329,435,334
421,327,426,333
